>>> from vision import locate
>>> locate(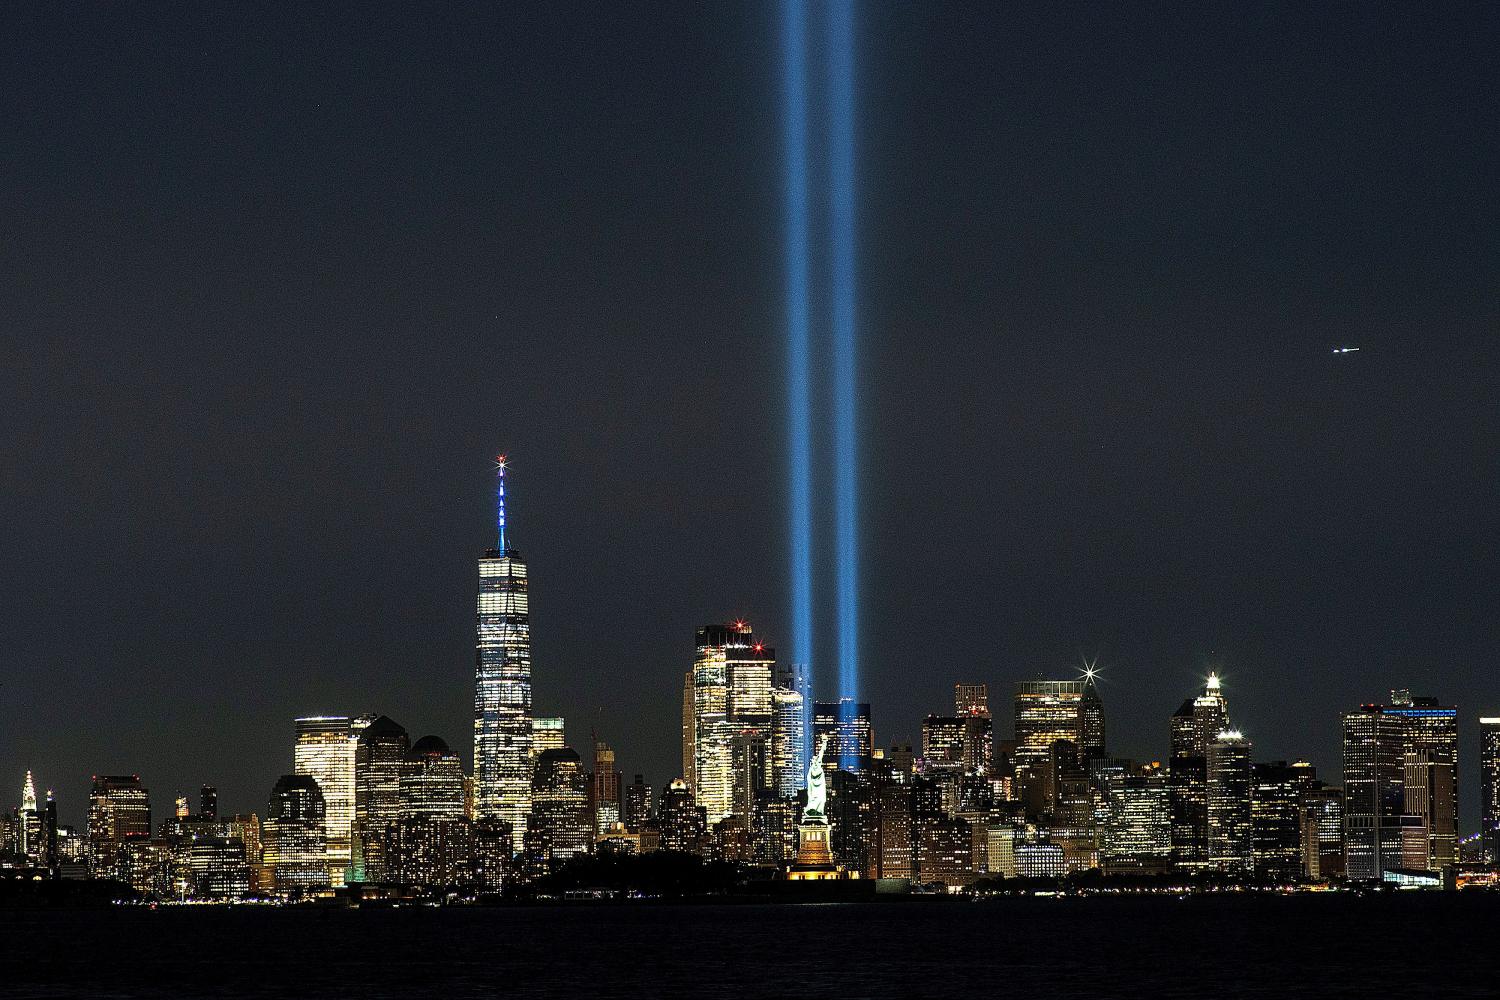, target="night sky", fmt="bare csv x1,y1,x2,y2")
3,3,1497,829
